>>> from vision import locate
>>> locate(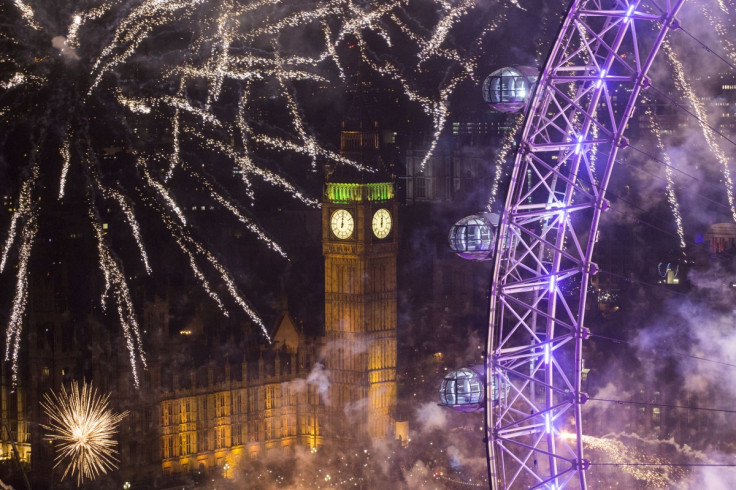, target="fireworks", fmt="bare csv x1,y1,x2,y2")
40,381,129,486
663,41,736,223
486,113,522,210
560,432,687,487
644,104,687,254
701,2,736,66
0,0,493,385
